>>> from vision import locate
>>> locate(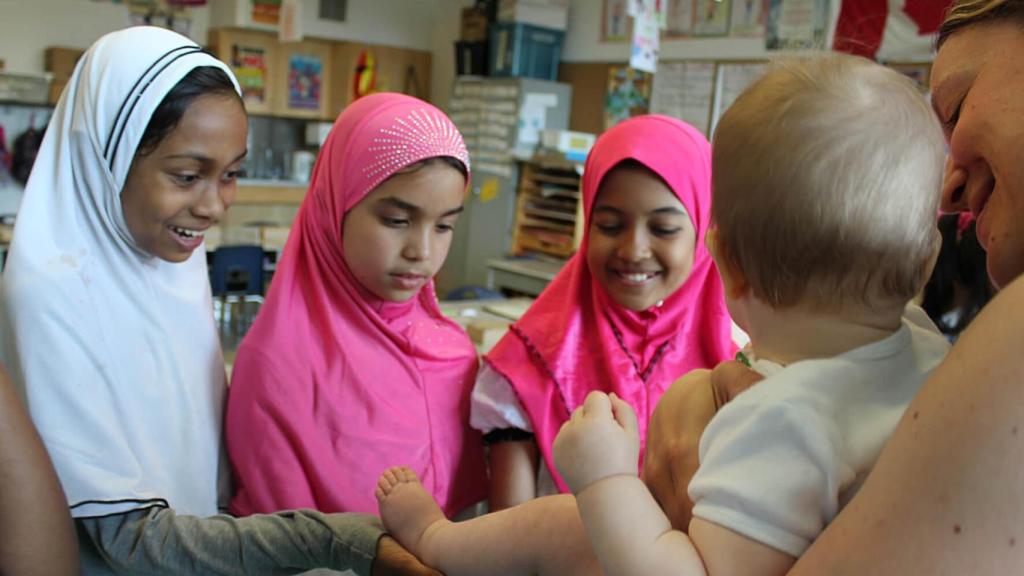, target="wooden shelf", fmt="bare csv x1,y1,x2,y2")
235,182,307,204
511,160,584,259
